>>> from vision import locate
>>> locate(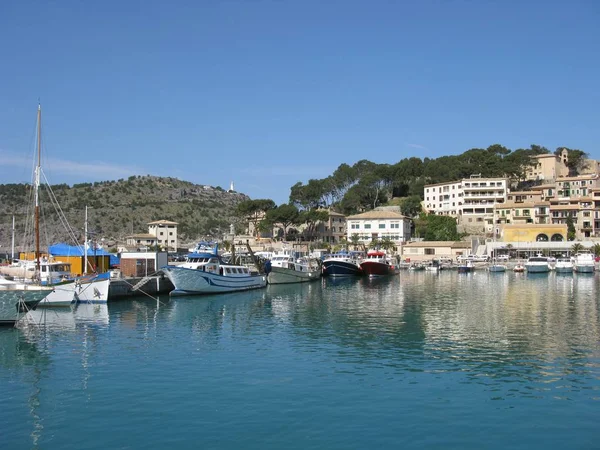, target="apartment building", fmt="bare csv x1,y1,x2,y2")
424,175,509,233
